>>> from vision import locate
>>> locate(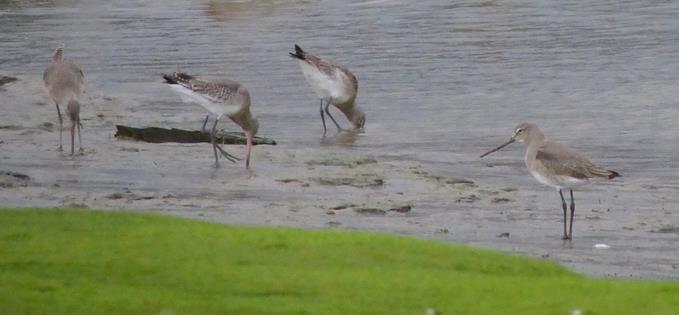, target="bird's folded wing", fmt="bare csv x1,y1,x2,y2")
536,142,609,179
